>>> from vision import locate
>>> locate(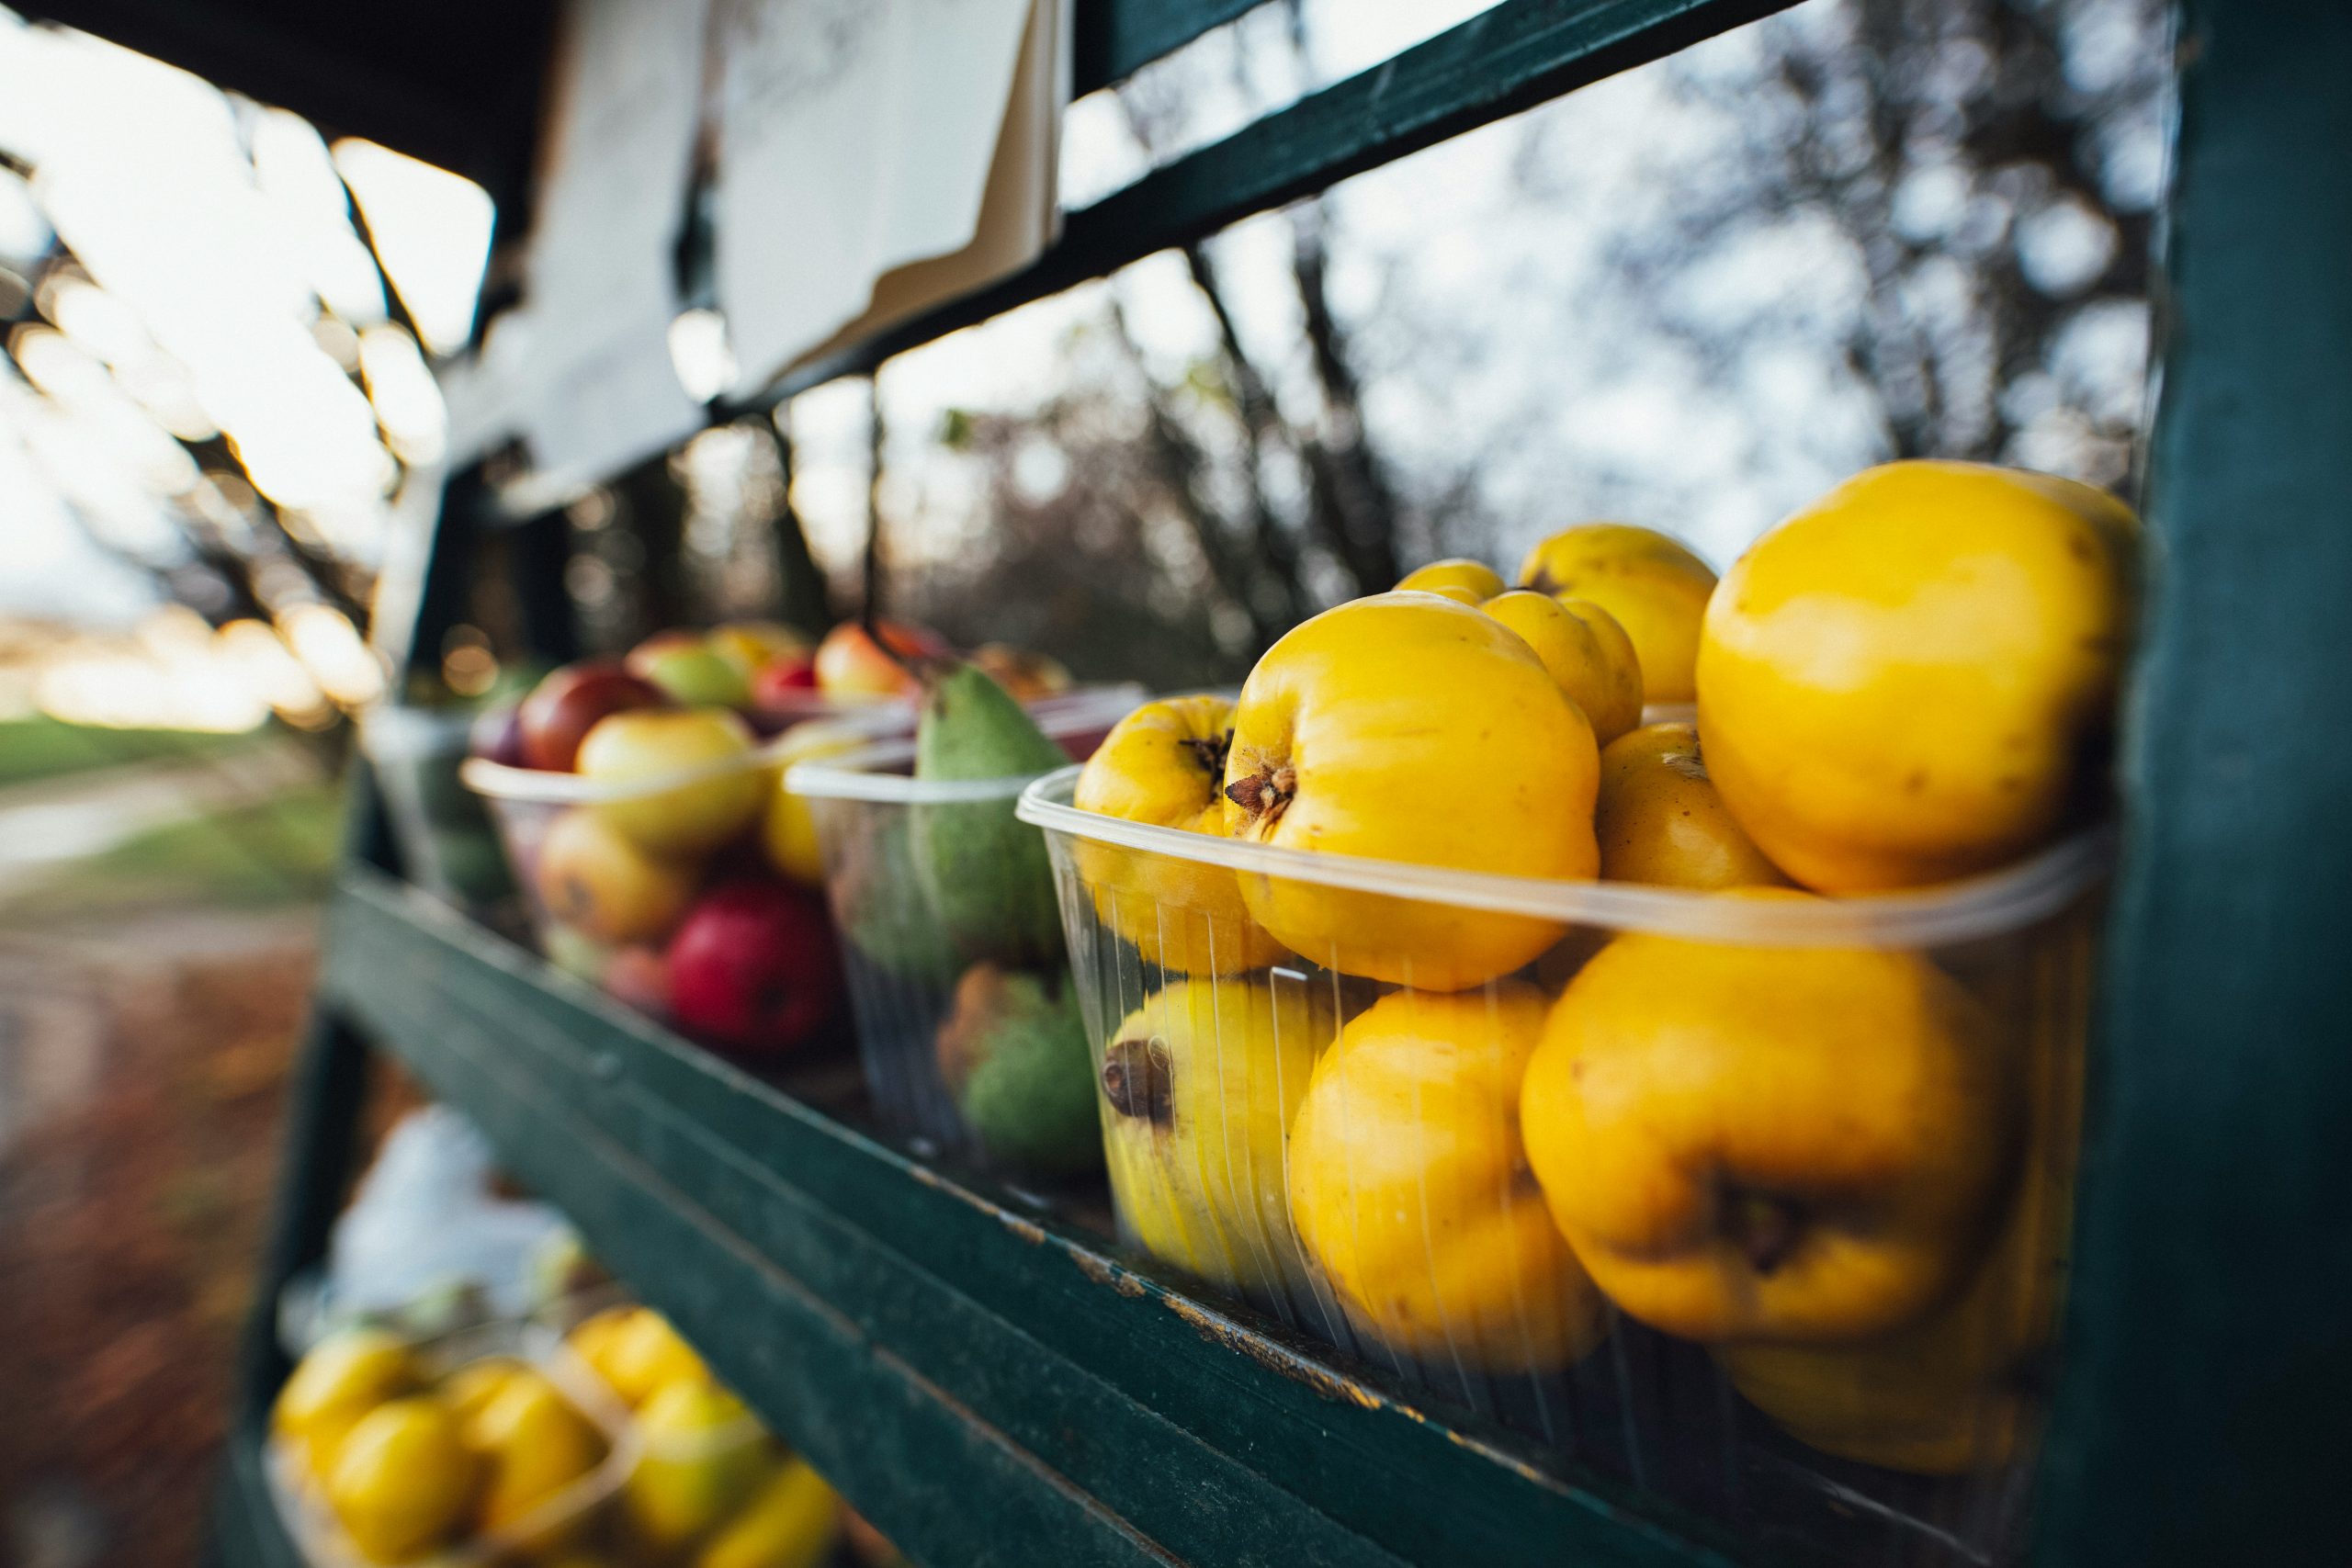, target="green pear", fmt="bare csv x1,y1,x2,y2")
934,964,1103,1177
908,664,1069,966
839,815,963,987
